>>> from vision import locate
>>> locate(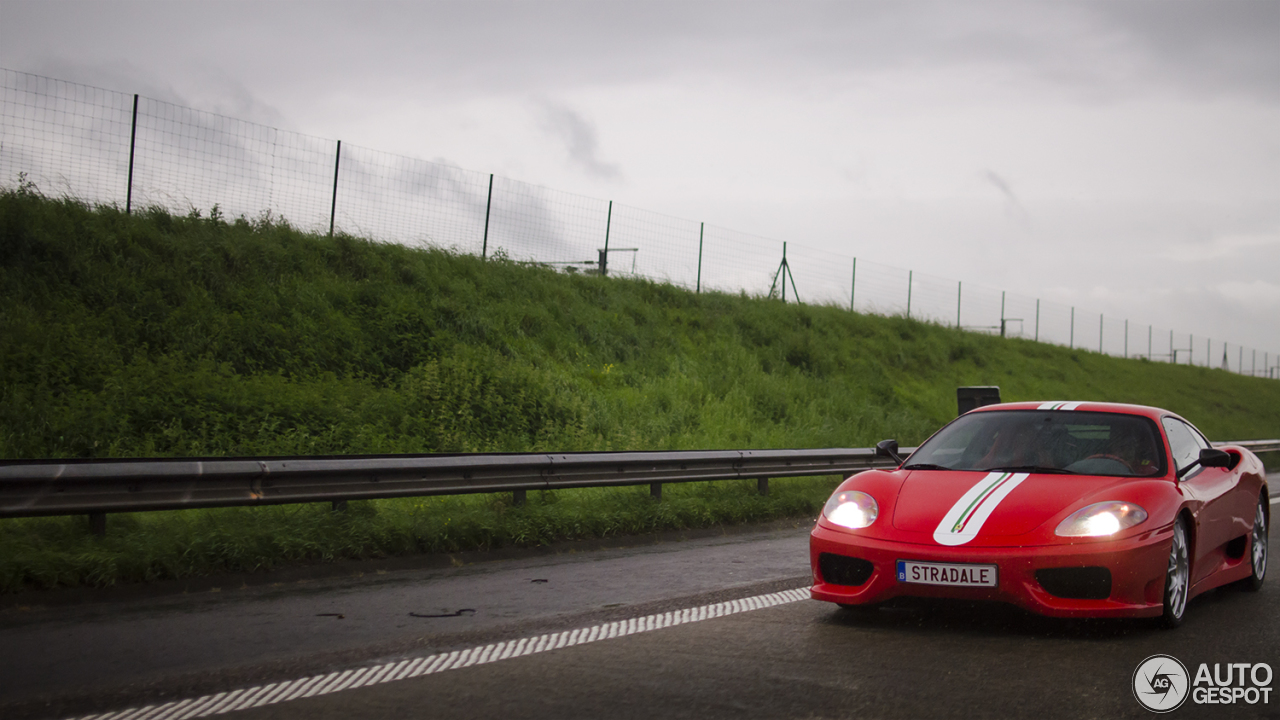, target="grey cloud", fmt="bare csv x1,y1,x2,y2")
1088,0,1280,102
17,57,290,130
539,101,621,180
21,57,188,106
7,2,1278,105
